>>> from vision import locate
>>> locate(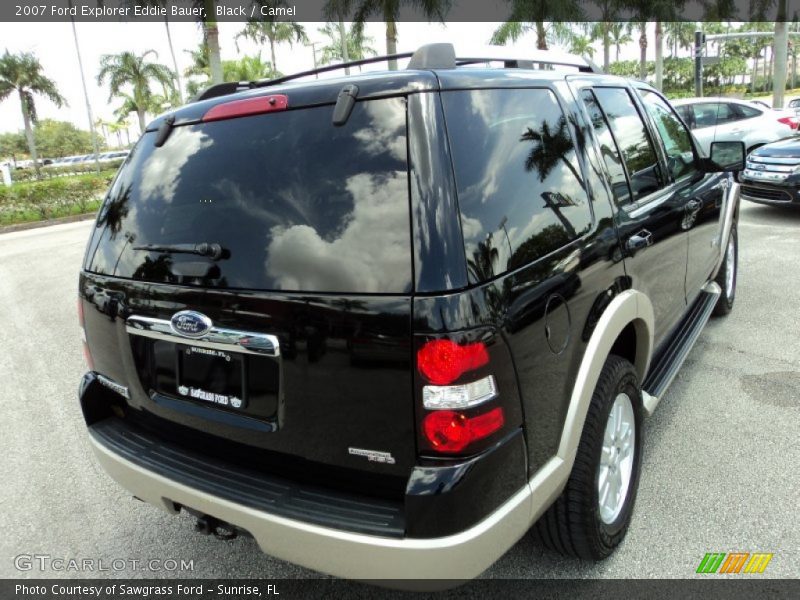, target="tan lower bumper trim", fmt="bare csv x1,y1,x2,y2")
90,436,544,581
